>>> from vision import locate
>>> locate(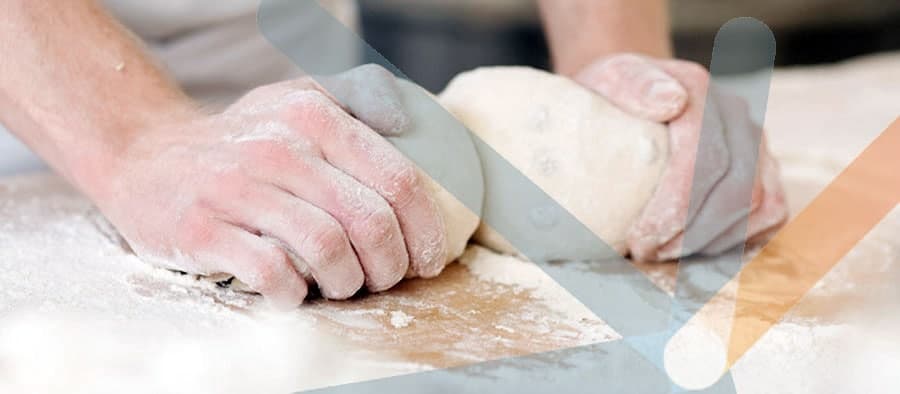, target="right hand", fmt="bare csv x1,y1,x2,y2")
575,54,788,261
94,65,450,308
